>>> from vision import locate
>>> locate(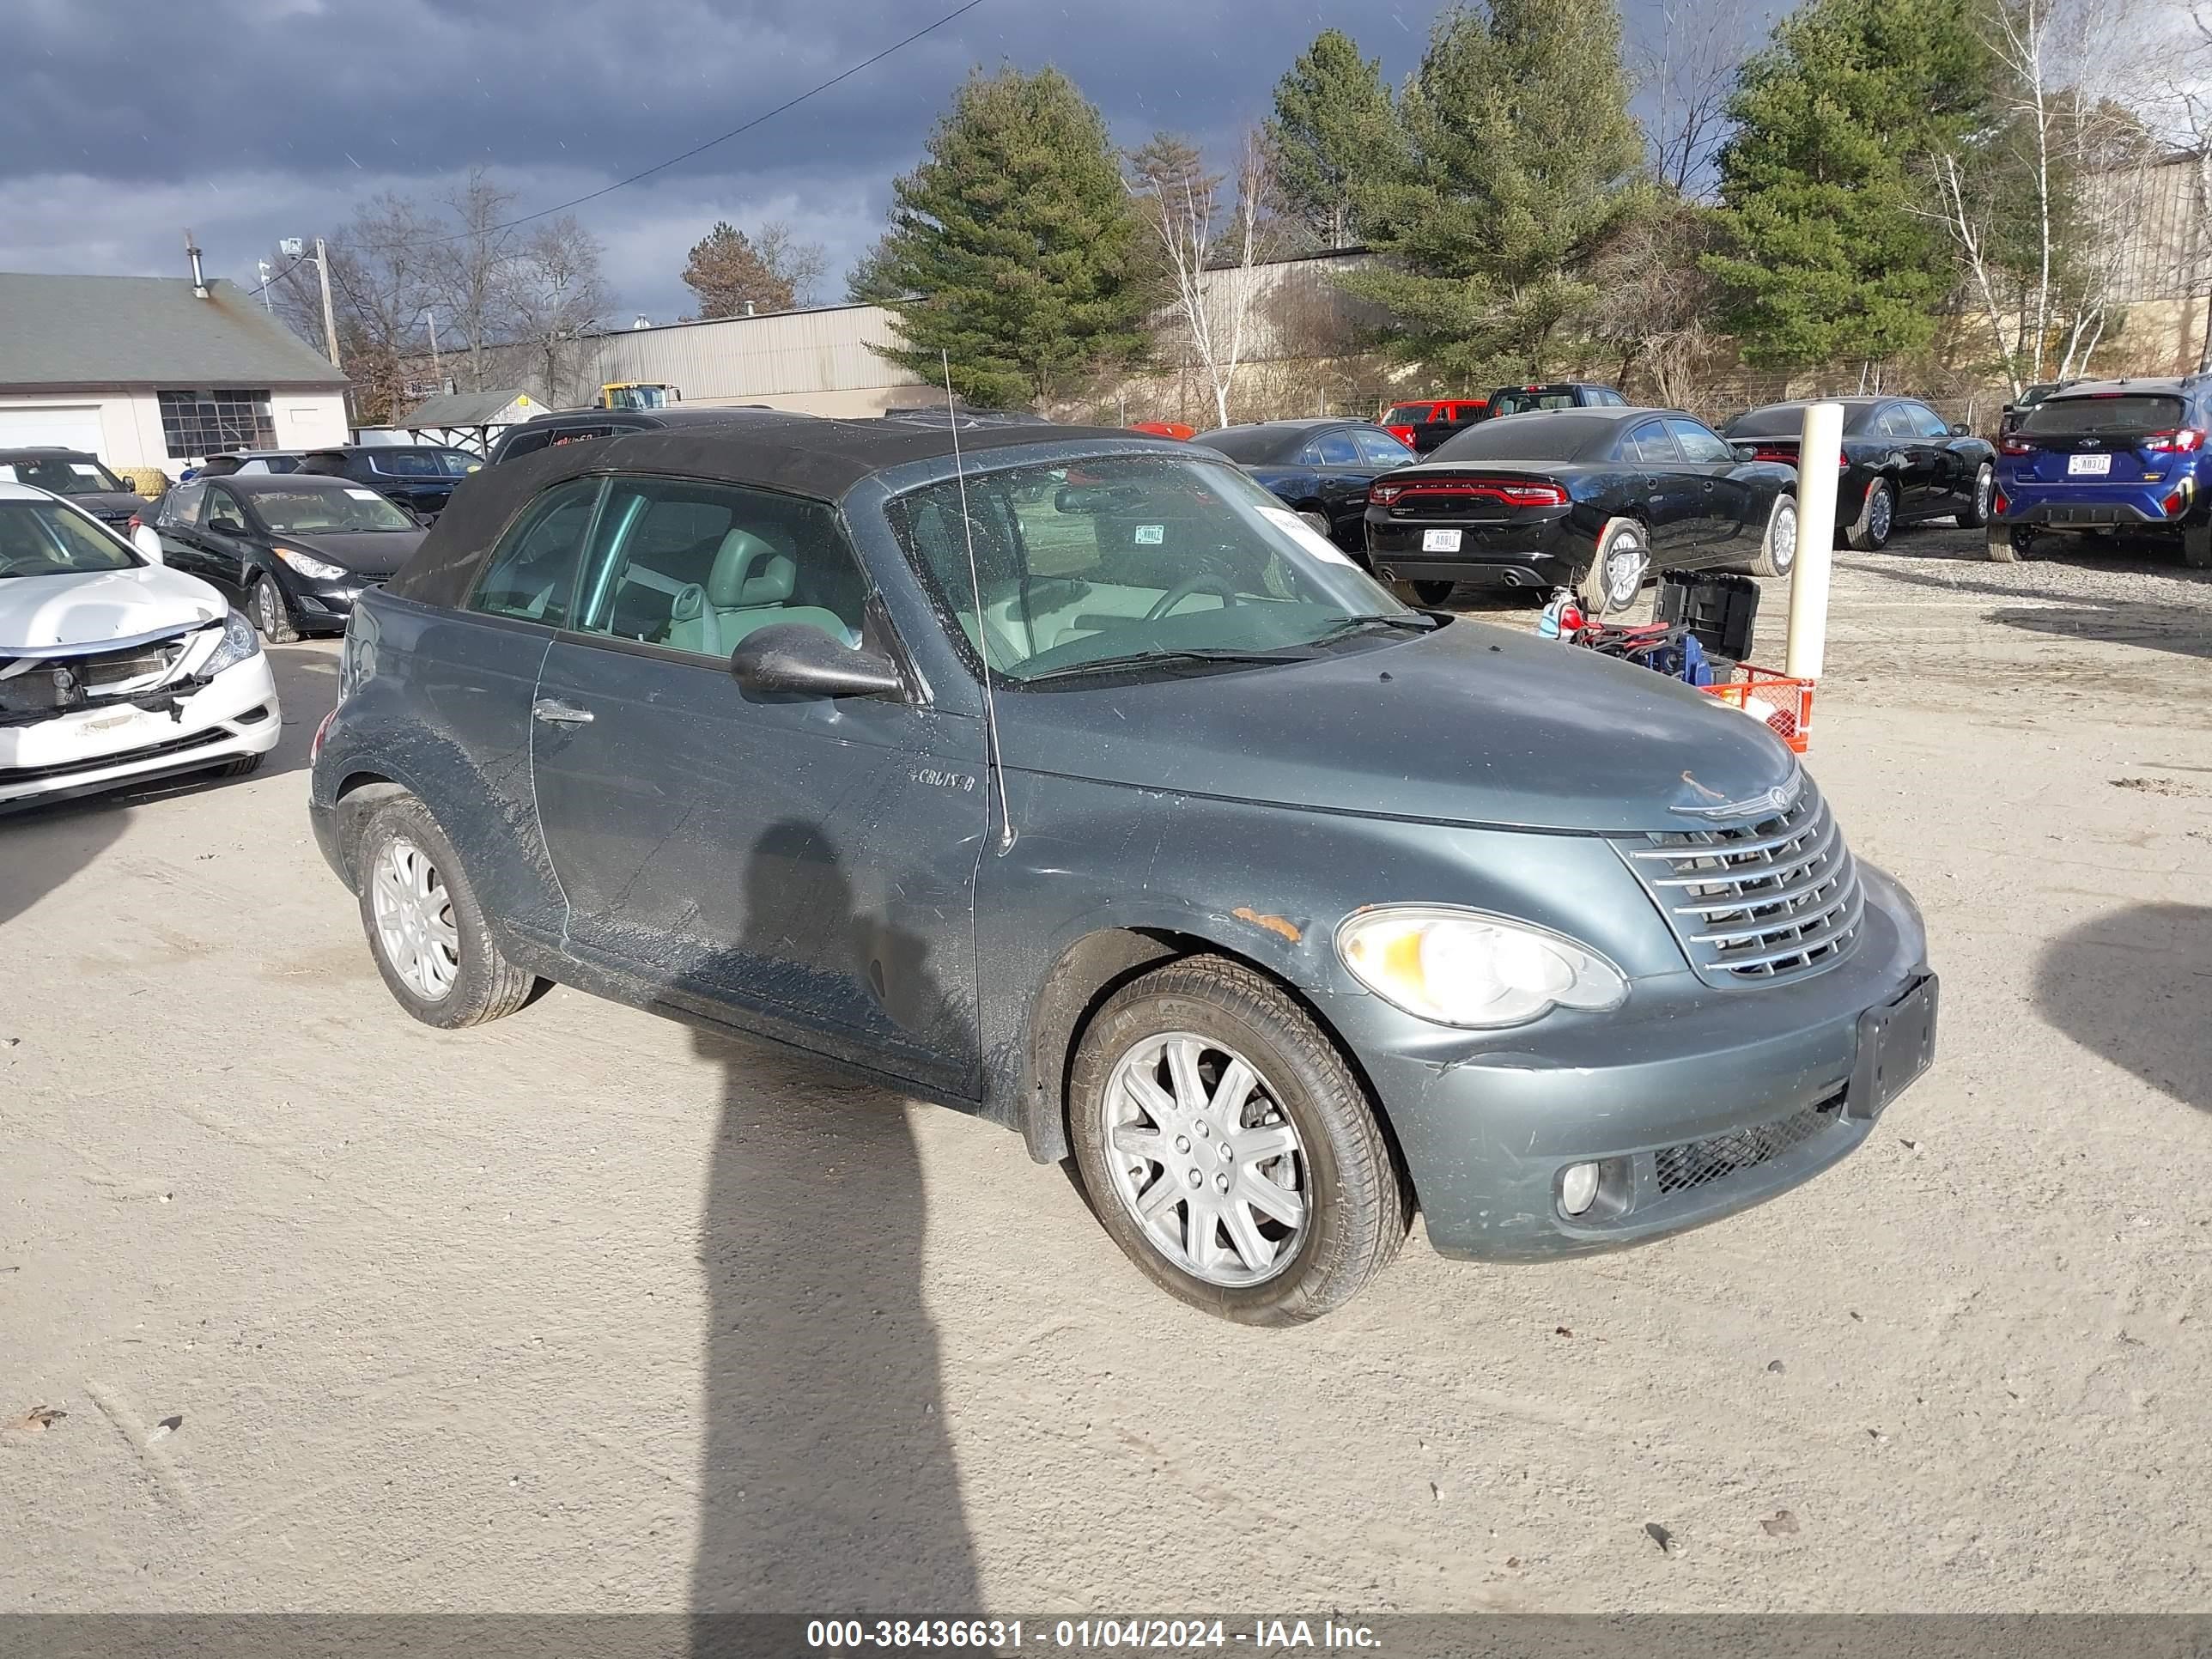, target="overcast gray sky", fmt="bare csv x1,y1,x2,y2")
0,0,1689,329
